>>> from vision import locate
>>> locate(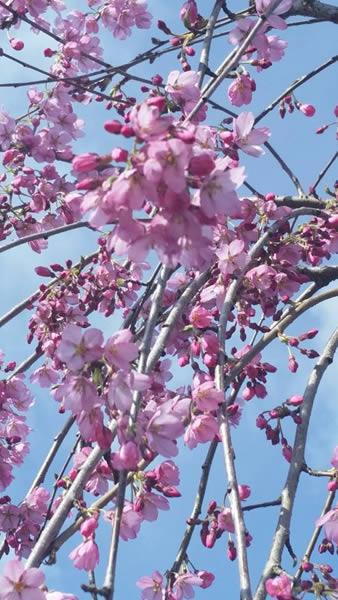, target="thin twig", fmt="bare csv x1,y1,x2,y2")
255,55,338,124
311,151,338,193
264,142,304,195
0,222,91,255
293,489,336,583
